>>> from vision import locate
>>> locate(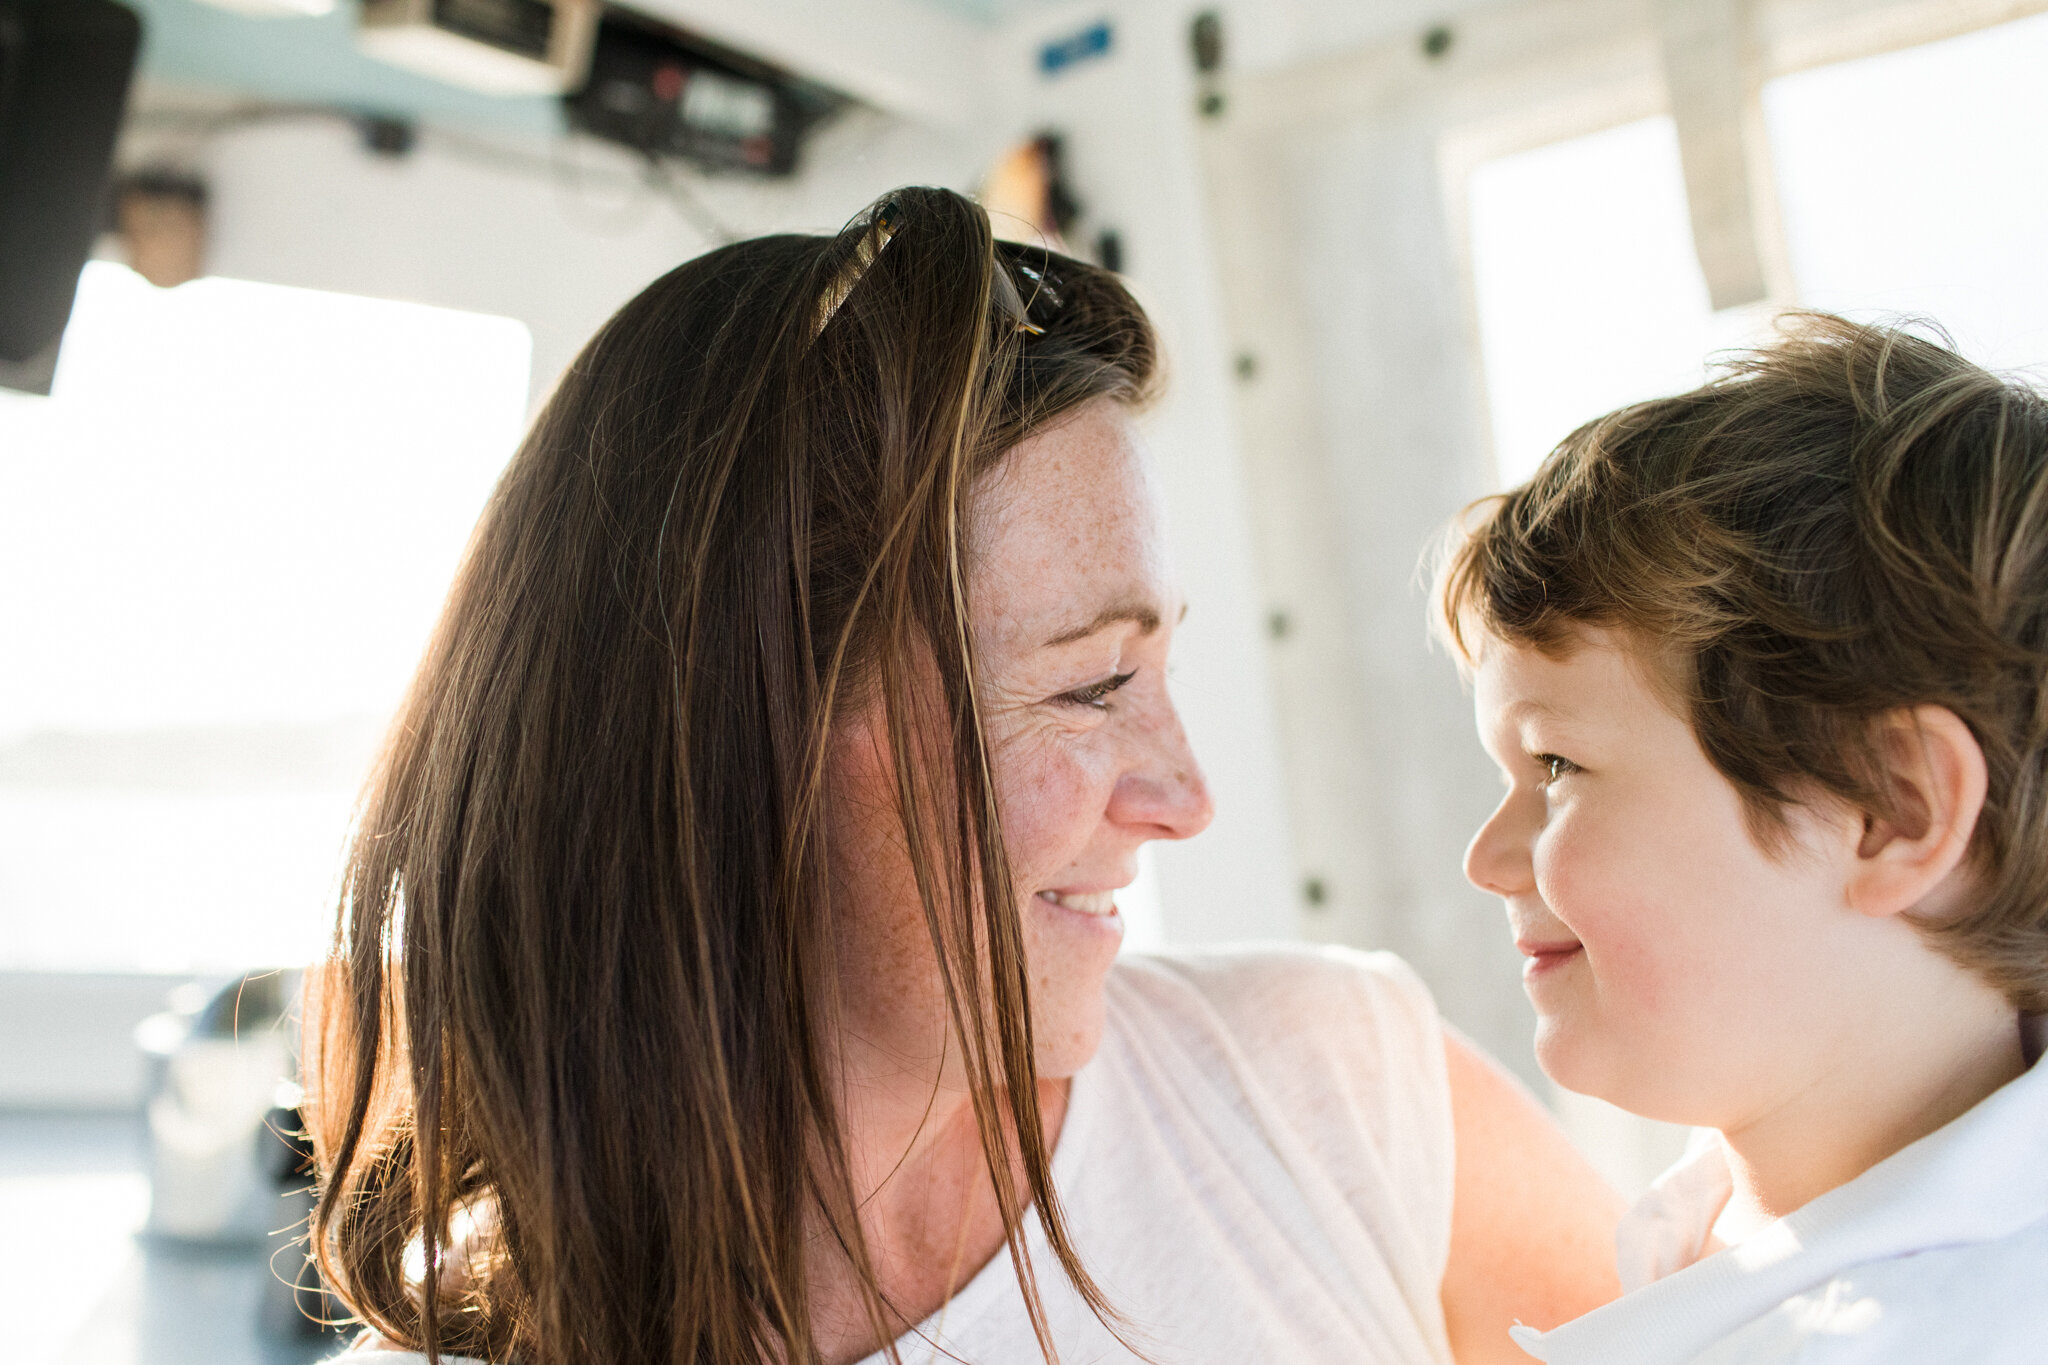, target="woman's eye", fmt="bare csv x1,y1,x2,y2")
1536,753,1579,787
1058,670,1137,709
